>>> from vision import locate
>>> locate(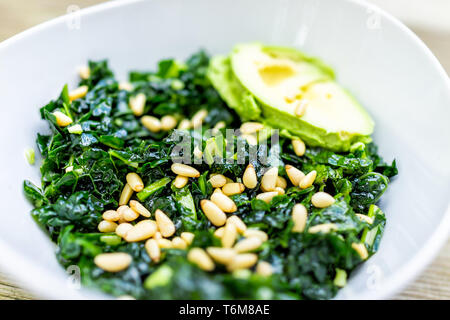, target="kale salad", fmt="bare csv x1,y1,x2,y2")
24,43,397,300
